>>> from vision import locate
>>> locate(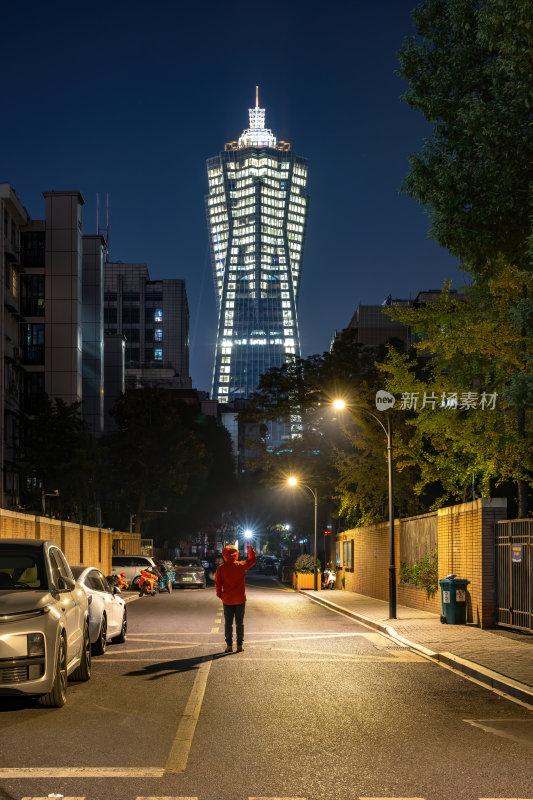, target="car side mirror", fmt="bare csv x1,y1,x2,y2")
58,576,76,592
